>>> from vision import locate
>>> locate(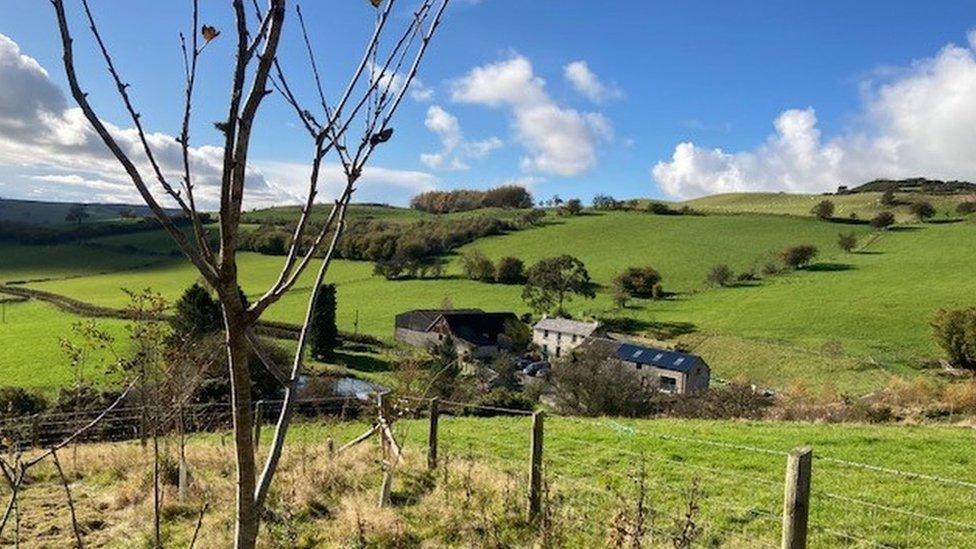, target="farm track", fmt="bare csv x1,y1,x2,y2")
0,284,305,341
